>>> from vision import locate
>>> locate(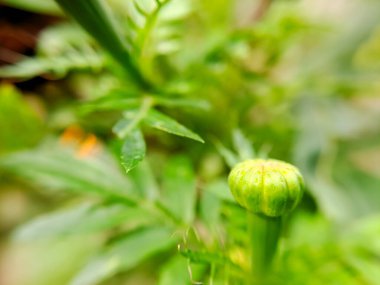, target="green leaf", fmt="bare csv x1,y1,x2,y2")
0,84,44,153
112,97,154,138
161,156,197,224
54,0,149,88
129,160,160,200
2,0,61,15
203,179,234,202
180,248,229,266
120,129,146,173
154,96,211,111
0,24,104,79
214,140,239,168
158,256,192,285
144,110,204,143
0,144,135,202
70,227,178,285
200,190,222,227
232,129,254,160
0,54,104,80
13,202,155,240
